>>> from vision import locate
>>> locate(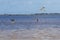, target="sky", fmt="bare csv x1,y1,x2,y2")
0,0,60,14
